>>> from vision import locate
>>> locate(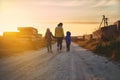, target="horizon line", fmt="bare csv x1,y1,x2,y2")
39,21,114,24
